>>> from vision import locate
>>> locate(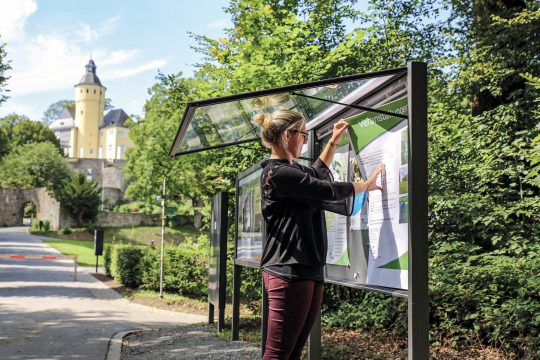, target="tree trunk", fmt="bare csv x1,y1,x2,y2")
193,197,204,230
77,211,84,228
